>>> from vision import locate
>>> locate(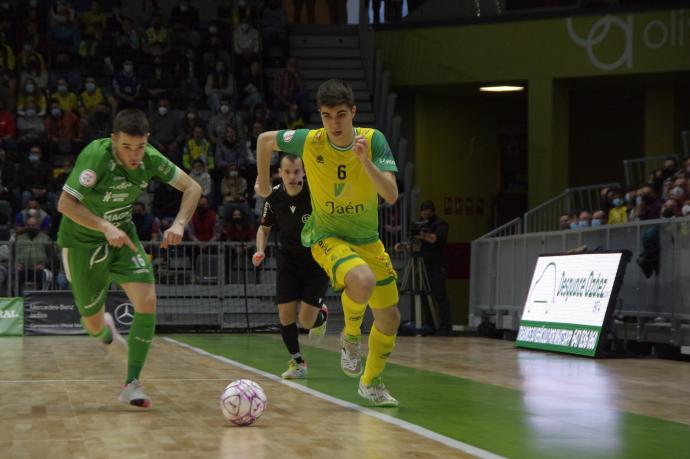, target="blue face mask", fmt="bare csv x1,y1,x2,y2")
612,198,624,208
28,153,39,162
569,223,578,230
85,82,96,92
579,220,590,228
591,219,602,227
